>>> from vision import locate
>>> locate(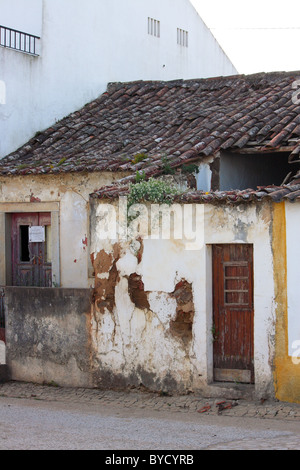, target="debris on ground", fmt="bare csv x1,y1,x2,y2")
197,404,211,413
216,400,239,414
197,400,239,414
